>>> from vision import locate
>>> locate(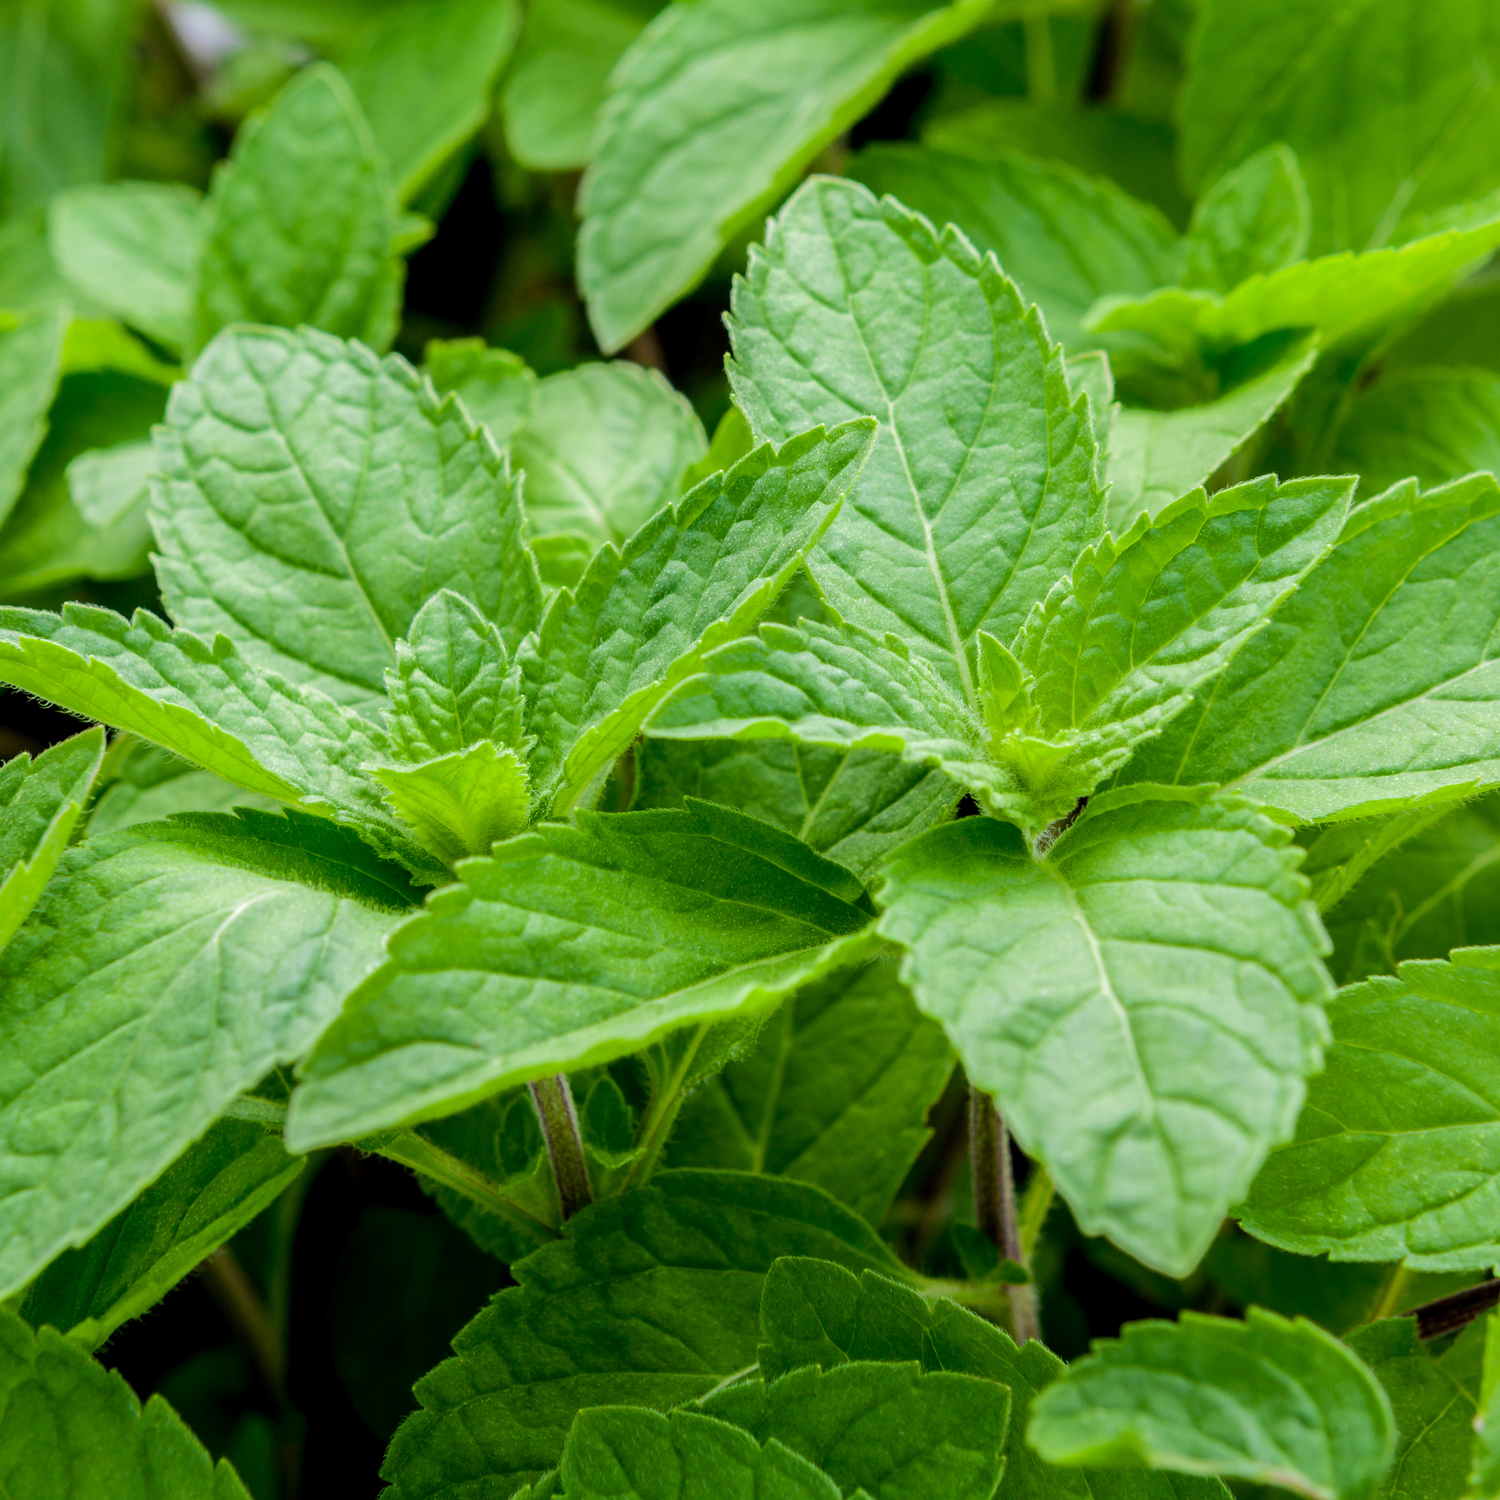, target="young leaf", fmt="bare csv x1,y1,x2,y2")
576,0,992,351
338,0,521,203
379,1170,903,1497
0,305,65,527
559,1407,843,1500
286,803,878,1148
153,325,543,714
522,420,874,816
0,811,415,1297
1332,368,1500,497
47,179,205,352
511,360,707,546
424,337,537,450
730,176,1104,699
1180,146,1311,293
1128,472,1500,824
700,1358,1009,1500
20,1118,303,1350
0,1307,252,1498
877,790,1333,1277
66,436,156,527
1239,947,1500,1270
848,141,1179,356
670,962,953,1226
1344,1316,1485,1500
1028,1308,1396,1500
0,725,104,951
193,62,404,355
